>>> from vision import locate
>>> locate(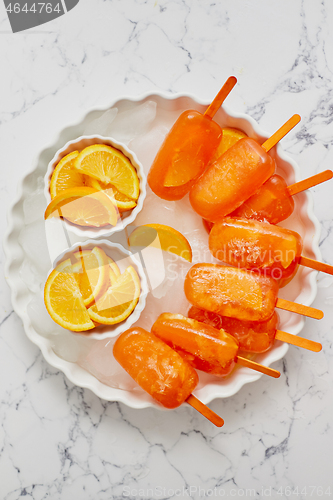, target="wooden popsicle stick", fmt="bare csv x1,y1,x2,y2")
261,114,301,152
236,356,280,378
204,76,237,120
275,330,322,352
186,394,224,427
276,298,323,320
300,256,333,276
287,170,333,197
